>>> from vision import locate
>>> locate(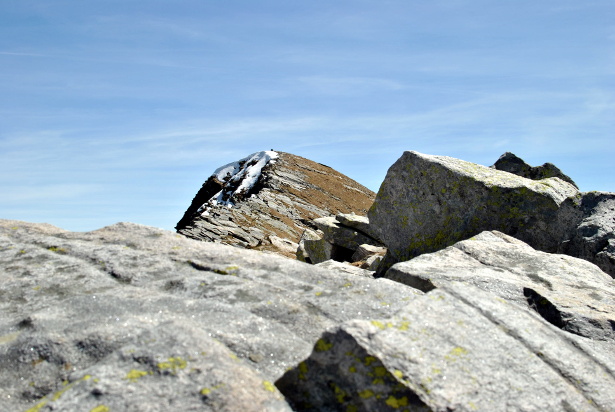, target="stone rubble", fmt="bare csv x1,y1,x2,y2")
2,150,614,411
